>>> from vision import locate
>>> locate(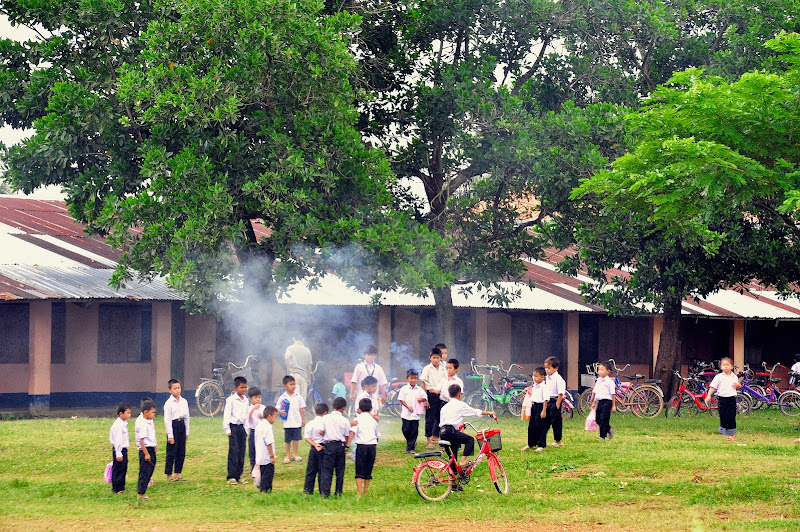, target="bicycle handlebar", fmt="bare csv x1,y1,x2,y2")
229,355,259,370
